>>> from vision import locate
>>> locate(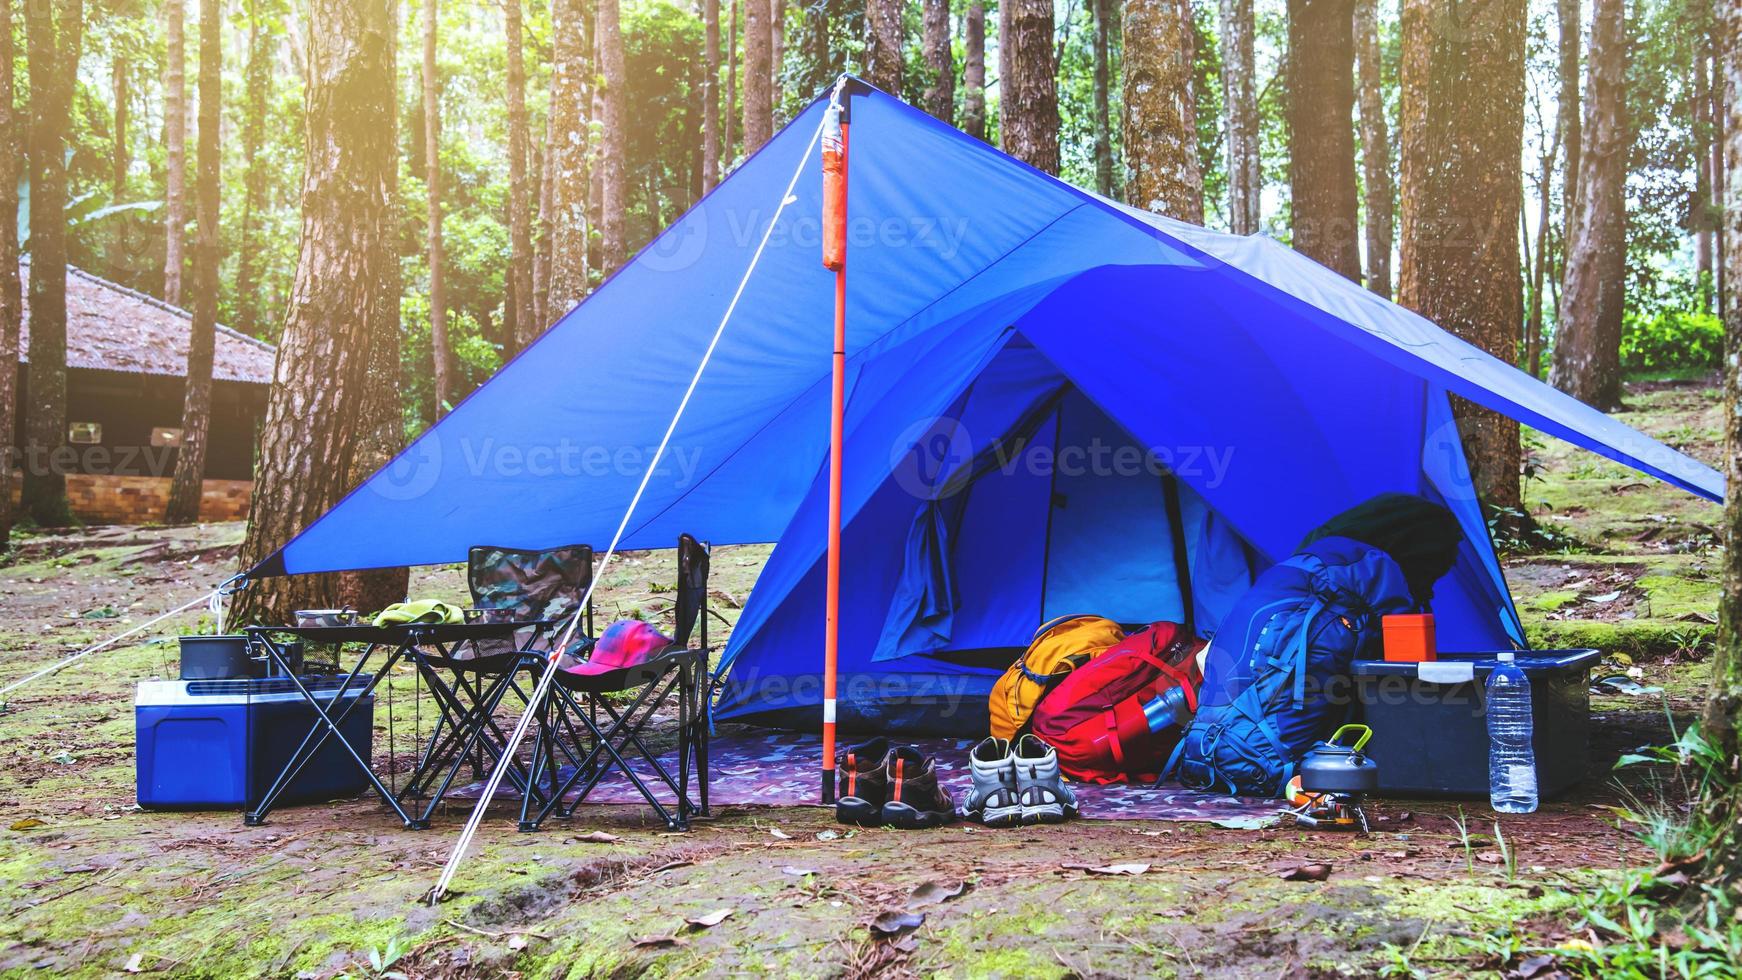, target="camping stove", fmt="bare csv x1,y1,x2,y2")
1285,724,1379,833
